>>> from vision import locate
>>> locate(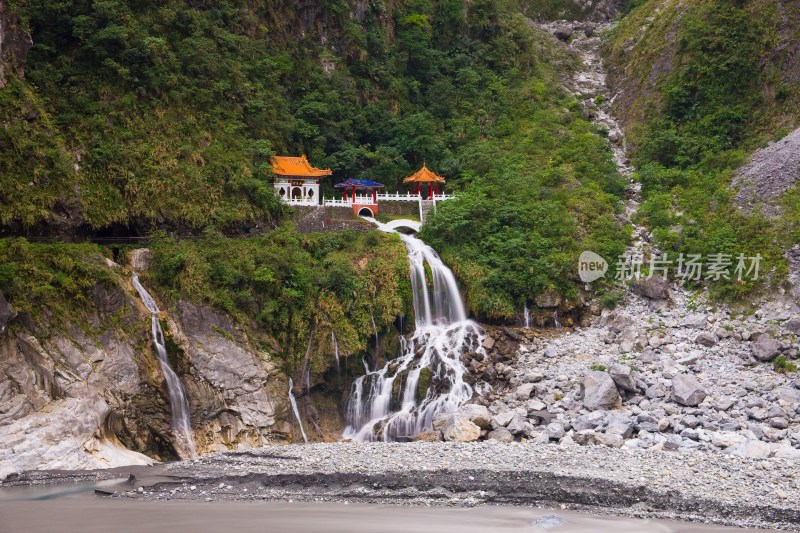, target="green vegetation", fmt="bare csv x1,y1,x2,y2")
773,356,797,374
607,0,799,300
147,227,411,374
420,78,628,318
2,0,630,319
589,362,607,372
0,237,115,318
